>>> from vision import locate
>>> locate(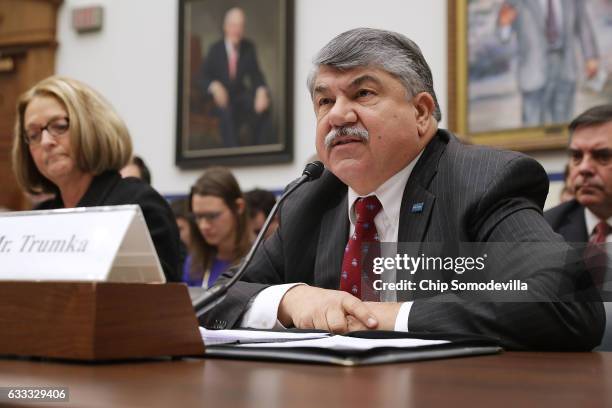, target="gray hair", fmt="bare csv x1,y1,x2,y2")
307,28,441,121
568,104,612,137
